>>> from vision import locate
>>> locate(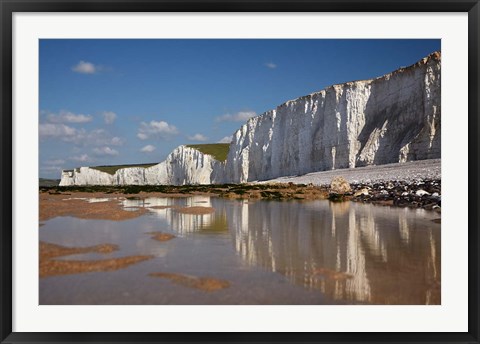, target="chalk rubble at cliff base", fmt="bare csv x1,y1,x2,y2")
60,51,441,187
